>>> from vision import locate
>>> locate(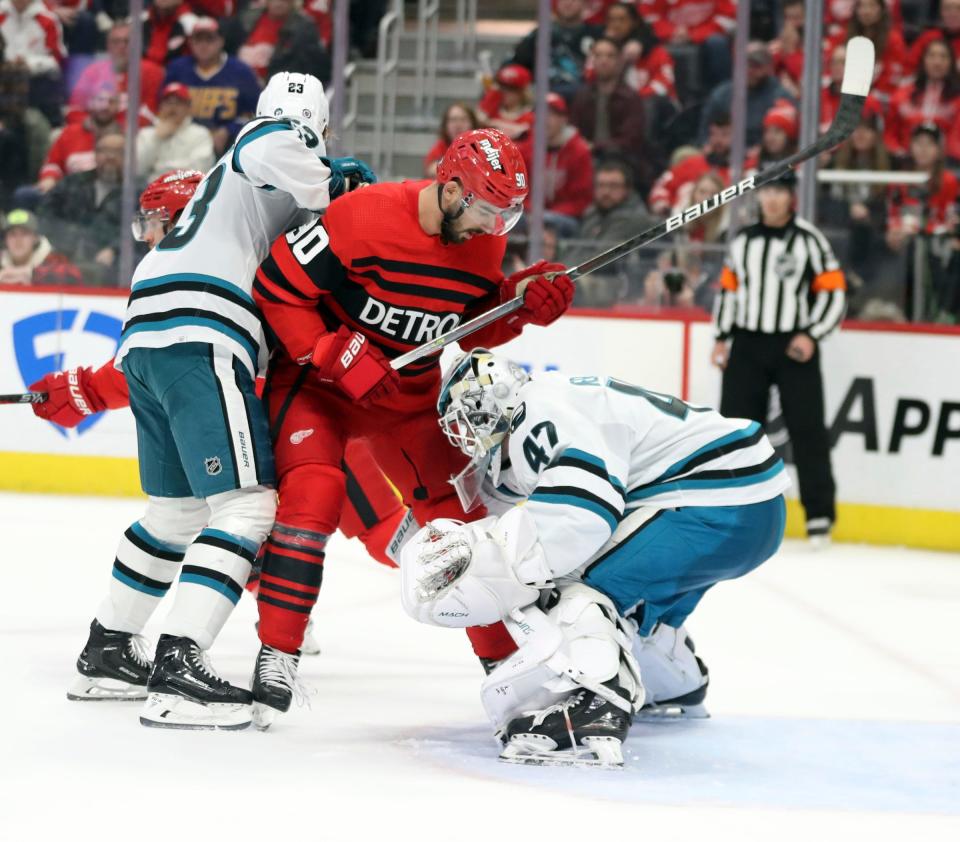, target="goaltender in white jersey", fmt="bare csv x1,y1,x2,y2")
117,73,338,379
400,350,789,765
